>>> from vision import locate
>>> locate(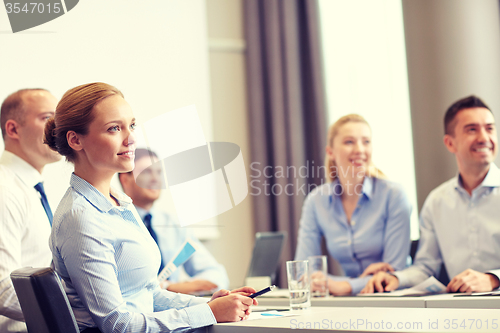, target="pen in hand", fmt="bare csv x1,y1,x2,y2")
248,285,276,298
